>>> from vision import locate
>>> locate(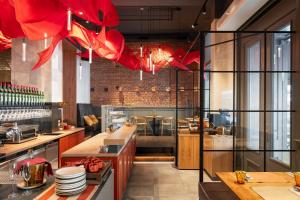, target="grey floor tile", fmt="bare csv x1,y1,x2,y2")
123,162,211,200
